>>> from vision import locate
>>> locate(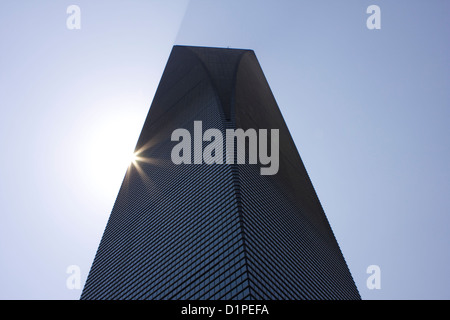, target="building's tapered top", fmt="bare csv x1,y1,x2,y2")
175,45,252,120
138,45,339,248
